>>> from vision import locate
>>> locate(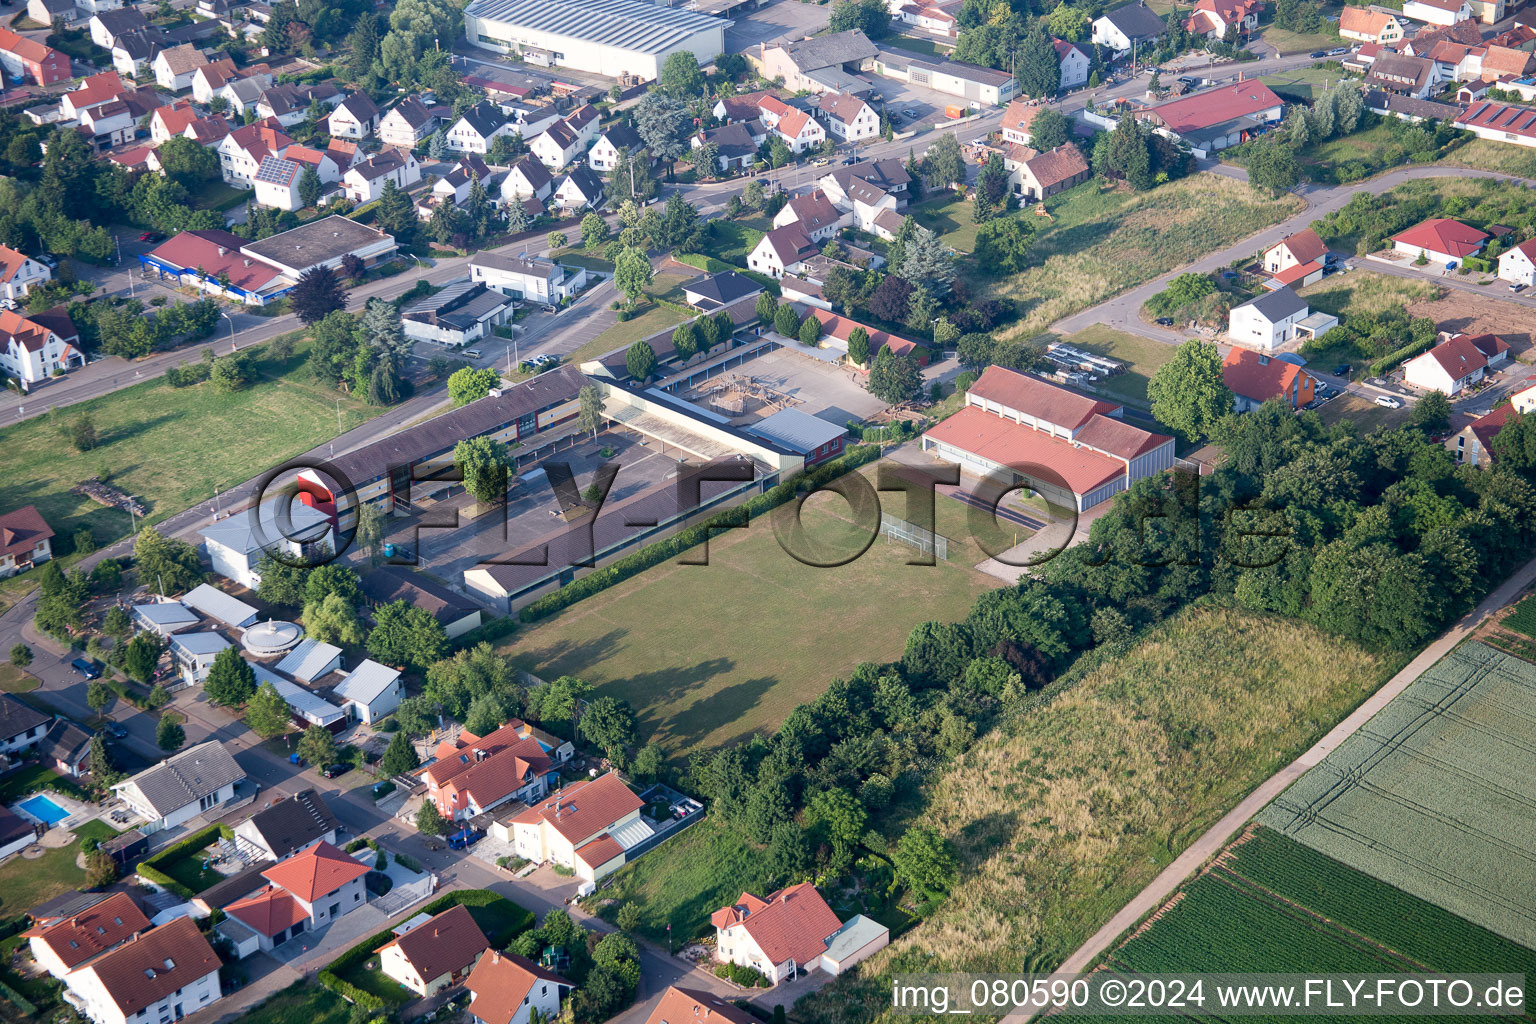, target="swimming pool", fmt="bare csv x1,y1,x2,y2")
18,794,69,825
